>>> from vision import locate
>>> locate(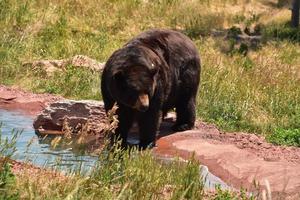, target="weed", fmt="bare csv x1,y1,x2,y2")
0,124,21,199
263,22,300,43
0,162,19,200
267,128,300,147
